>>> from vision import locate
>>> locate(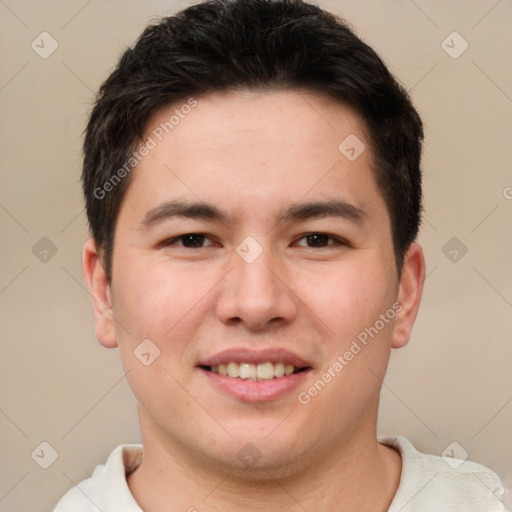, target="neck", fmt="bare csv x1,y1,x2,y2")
127,410,401,512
